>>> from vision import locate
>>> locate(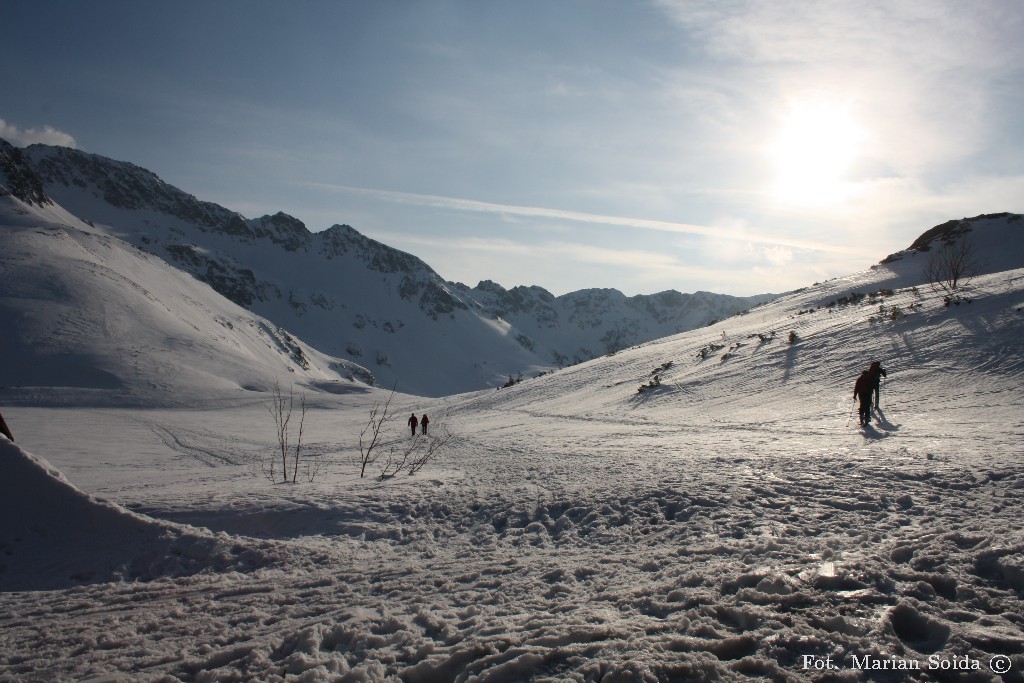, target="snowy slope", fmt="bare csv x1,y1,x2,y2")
459,213,1024,426
19,141,773,395
0,157,371,406
1,214,1022,680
